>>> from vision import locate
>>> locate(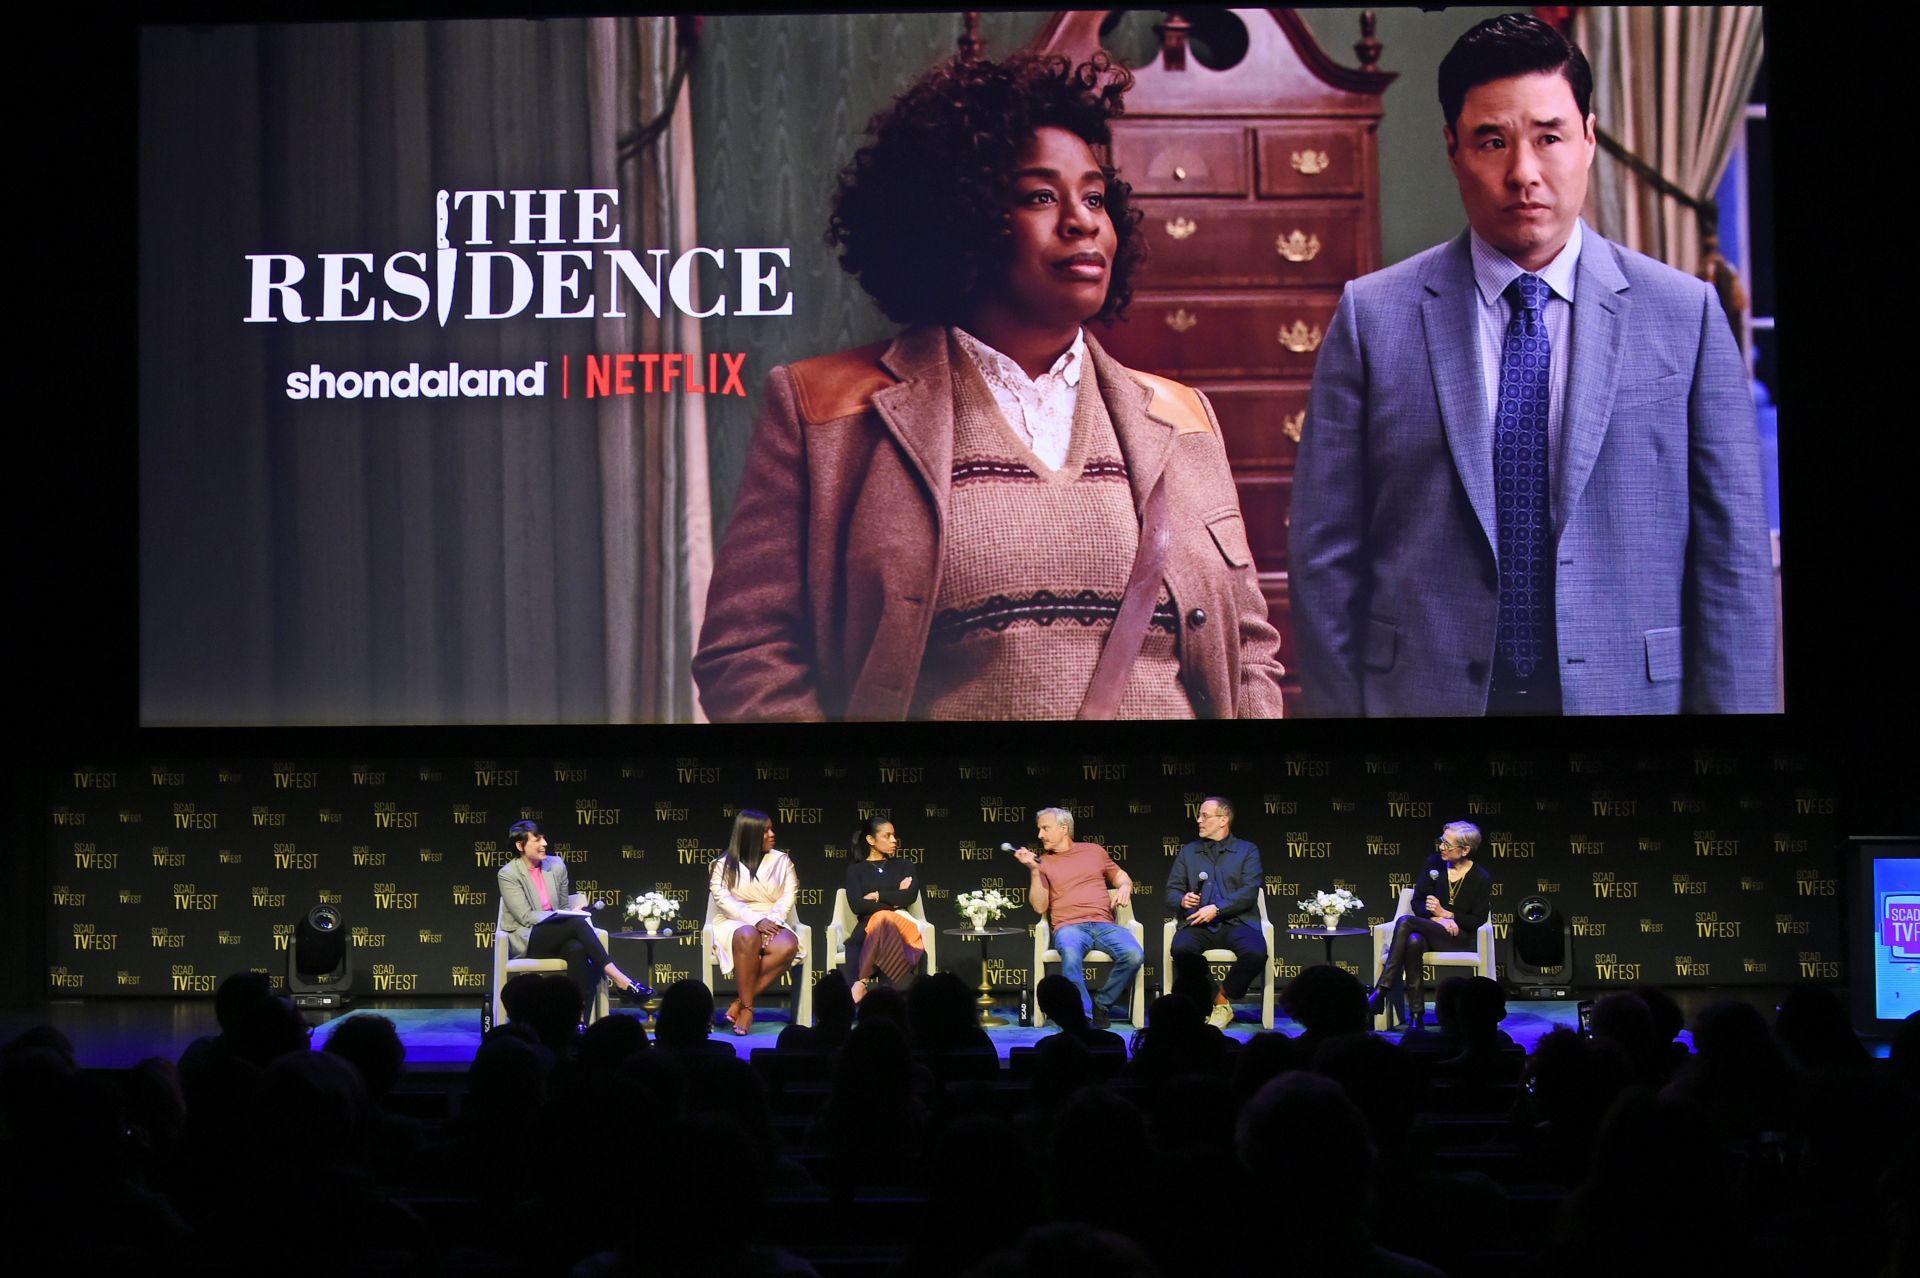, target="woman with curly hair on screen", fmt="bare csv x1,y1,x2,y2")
693,51,1285,722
